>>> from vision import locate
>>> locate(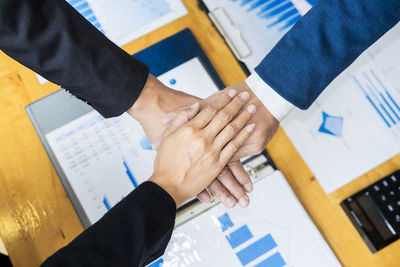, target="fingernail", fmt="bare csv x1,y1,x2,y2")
239,196,249,207
162,113,175,124
228,89,237,98
191,102,200,109
240,92,250,101
246,123,256,132
247,104,256,113
244,183,253,192
225,197,236,208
